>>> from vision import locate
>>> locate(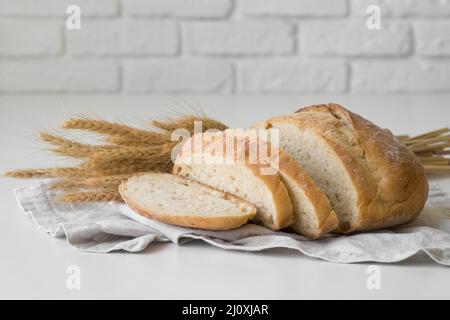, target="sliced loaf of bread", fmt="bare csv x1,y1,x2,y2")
254,103,429,233
174,130,338,237
119,173,256,230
